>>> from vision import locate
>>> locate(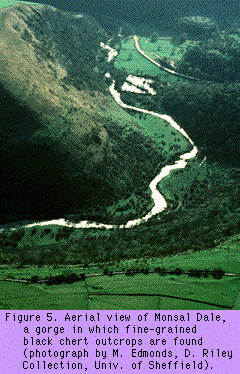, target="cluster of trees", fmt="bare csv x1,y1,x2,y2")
1,151,240,269
2,263,227,284
0,207,239,268
154,267,182,275
155,80,240,167
55,227,75,241
120,90,158,112
0,229,25,255
175,28,240,83
103,266,150,276
103,266,226,279
5,270,86,285
0,206,240,269
177,46,240,83
154,267,226,279
26,6,108,91
188,268,226,279
46,270,85,285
